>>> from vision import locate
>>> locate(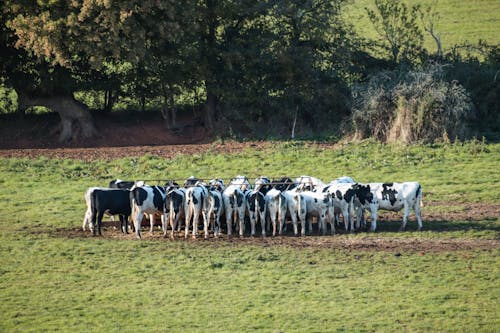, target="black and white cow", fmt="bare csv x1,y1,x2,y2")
222,176,249,237
245,189,267,237
295,175,325,192
322,182,357,232
349,183,379,231
130,184,167,239
109,179,135,190
207,179,225,237
230,175,252,191
300,190,332,235
276,185,306,236
184,183,209,239
369,182,423,231
163,186,186,238
89,188,132,236
184,176,200,188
